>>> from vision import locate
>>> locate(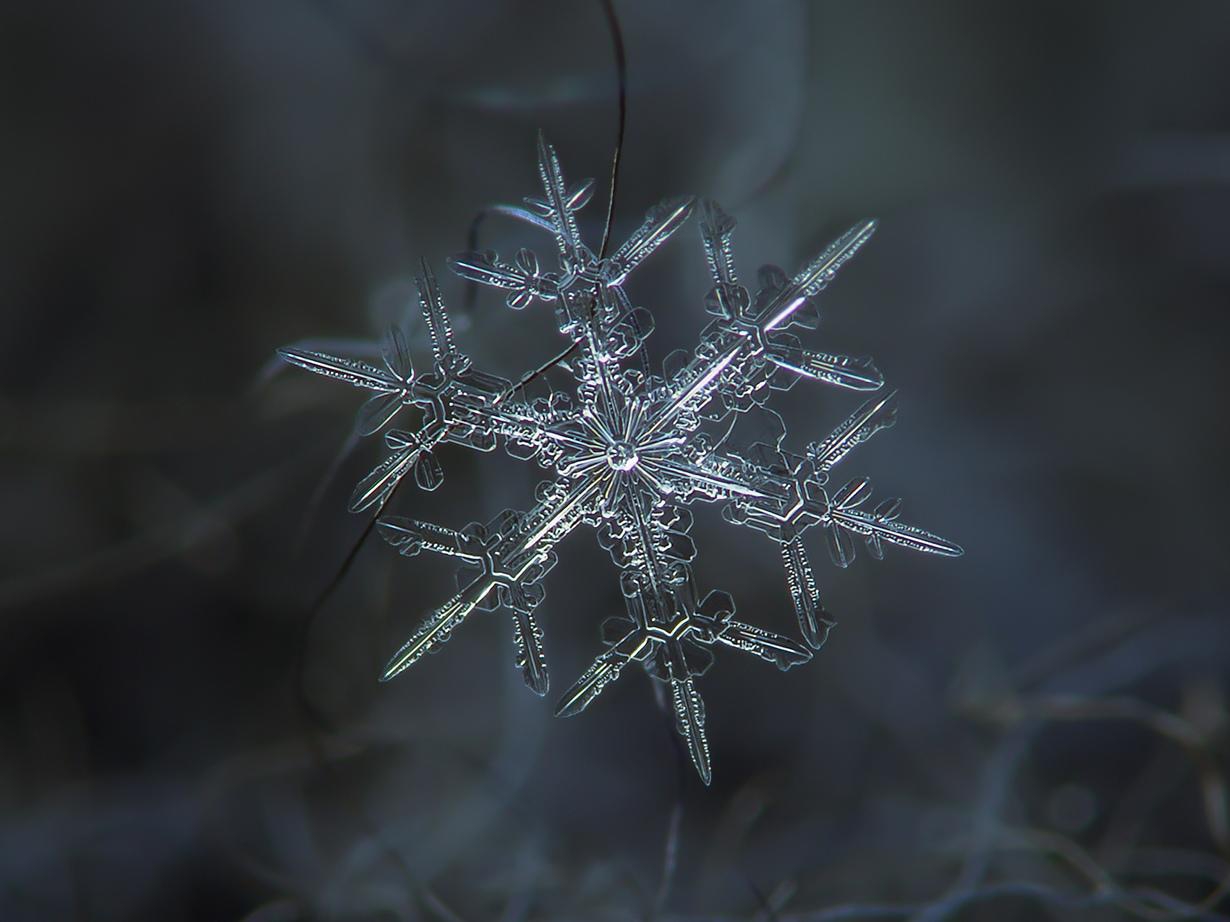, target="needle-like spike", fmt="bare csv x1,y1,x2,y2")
766,348,884,391
670,666,712,786
606,196,696,284
380,582,492,682
808,390,898,471
781,536,829,649
277,347,397,391
715,618,814,670
761,219,878,332
536,132,585,268
416,258,459,368
511,607,550,696
833,509,965,558
554,630,646,718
